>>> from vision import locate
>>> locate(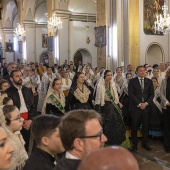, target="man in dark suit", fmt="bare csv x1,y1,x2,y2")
128,66,154,151
55,110,107,170
23,115,65,170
